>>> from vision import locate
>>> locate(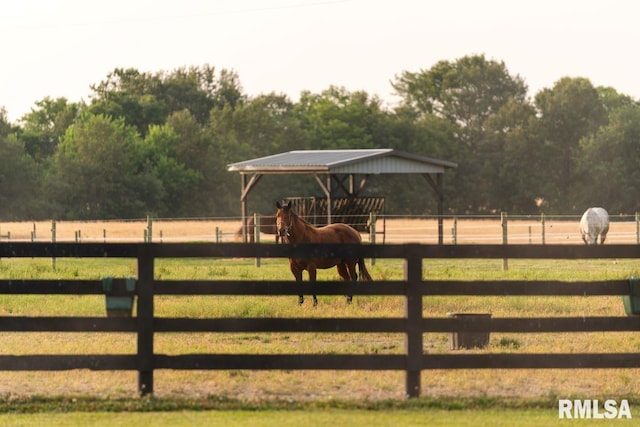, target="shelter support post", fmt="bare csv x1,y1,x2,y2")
331,174,369,198
314,174,332,223
315,173,372,225
240,173,263,242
